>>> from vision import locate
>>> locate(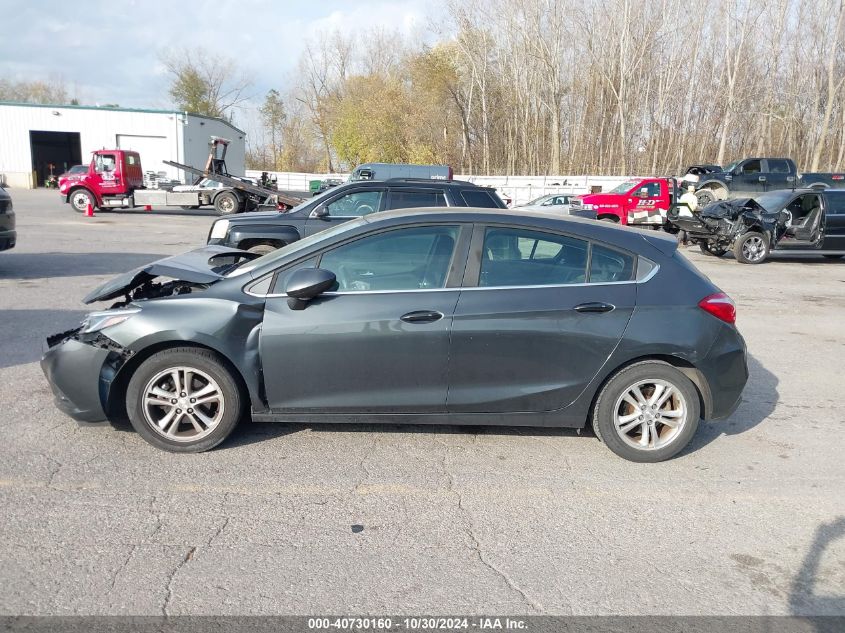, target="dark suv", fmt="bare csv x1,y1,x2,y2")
207,178,507,254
